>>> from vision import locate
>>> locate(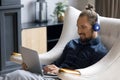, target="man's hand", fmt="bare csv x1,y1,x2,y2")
22,62,28,70
43,64,60,74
